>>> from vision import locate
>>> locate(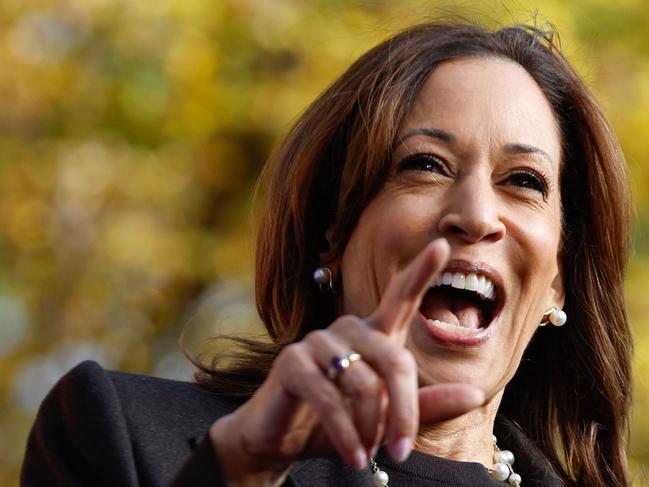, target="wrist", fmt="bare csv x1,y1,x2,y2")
210,414,291,487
